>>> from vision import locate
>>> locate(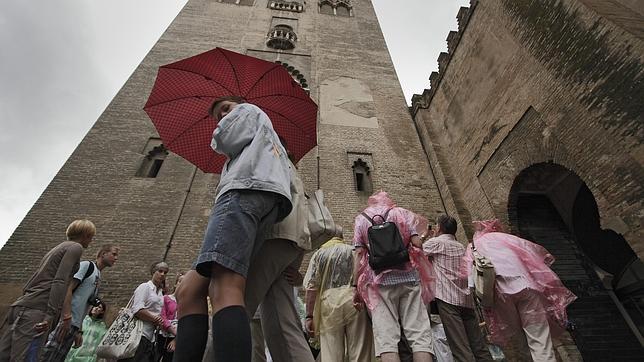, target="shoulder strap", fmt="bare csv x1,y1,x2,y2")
361,208,394,225
382,208,393,221
83,262,95,282
360,212,374,225
73,261,95,291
